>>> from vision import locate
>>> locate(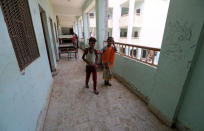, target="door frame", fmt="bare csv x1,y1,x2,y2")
39,6,56,72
